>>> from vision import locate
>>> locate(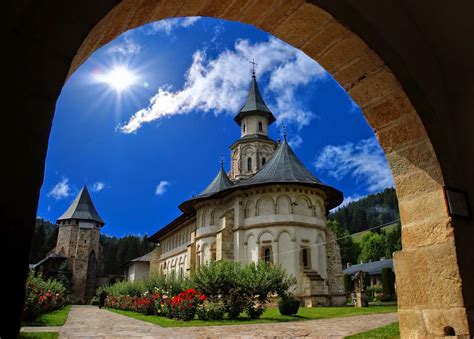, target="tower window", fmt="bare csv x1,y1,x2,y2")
243,124,246,132
263,247,272,265
247,157,252,171
258,121,263,131
262,157,266,166
302,248,310,268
